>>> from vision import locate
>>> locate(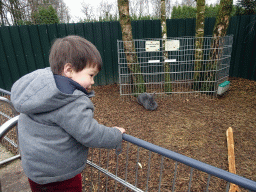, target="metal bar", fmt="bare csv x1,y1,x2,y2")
135,147,140,188
0,116,19,140
226,182,230,192
0,89,11,95
172,161,178,192
86,160,144,192
158,156,164,192
105,149,110,191
146,151,152,192
97,149,101,192
0,154,21,165
188,168,193,192
115,155,119,192
0,111,12,120
123,134,256,191
206,174,211,192
3,136,18,148
124,143,130,192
